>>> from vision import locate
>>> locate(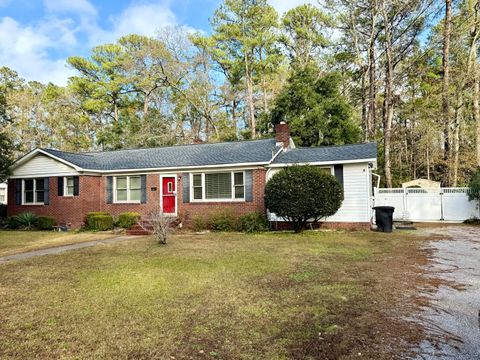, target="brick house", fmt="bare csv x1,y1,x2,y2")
7,123,377,229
